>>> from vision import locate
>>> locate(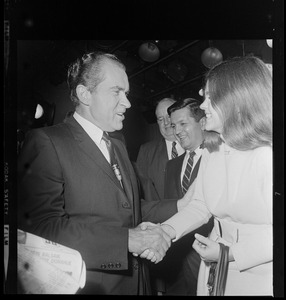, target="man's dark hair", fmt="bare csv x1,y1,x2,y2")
167,97,205,122
67,51,125,106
